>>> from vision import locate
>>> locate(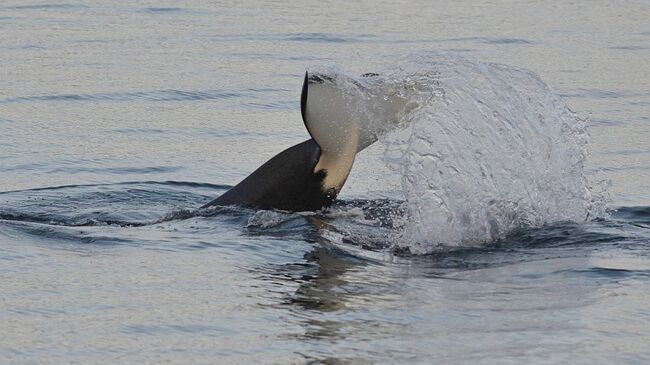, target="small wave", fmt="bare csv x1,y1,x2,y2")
227,52,329,62
0,212,146,228
568,267,650,279
0,180,231,195
211,32,377,44
0,212,65,226
560,88,628,99
155,205,252,223
0,180,230,228
244,101,296,110
612,206,650,226
0,220,132,246
47,165,182,175
607,45,648,51
141,7,184,13
284,32,376,43
446,36,537,45
4,3,87,10
0,44,47,50
0,89,244,104
109,127,167,135
108,126,273,140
